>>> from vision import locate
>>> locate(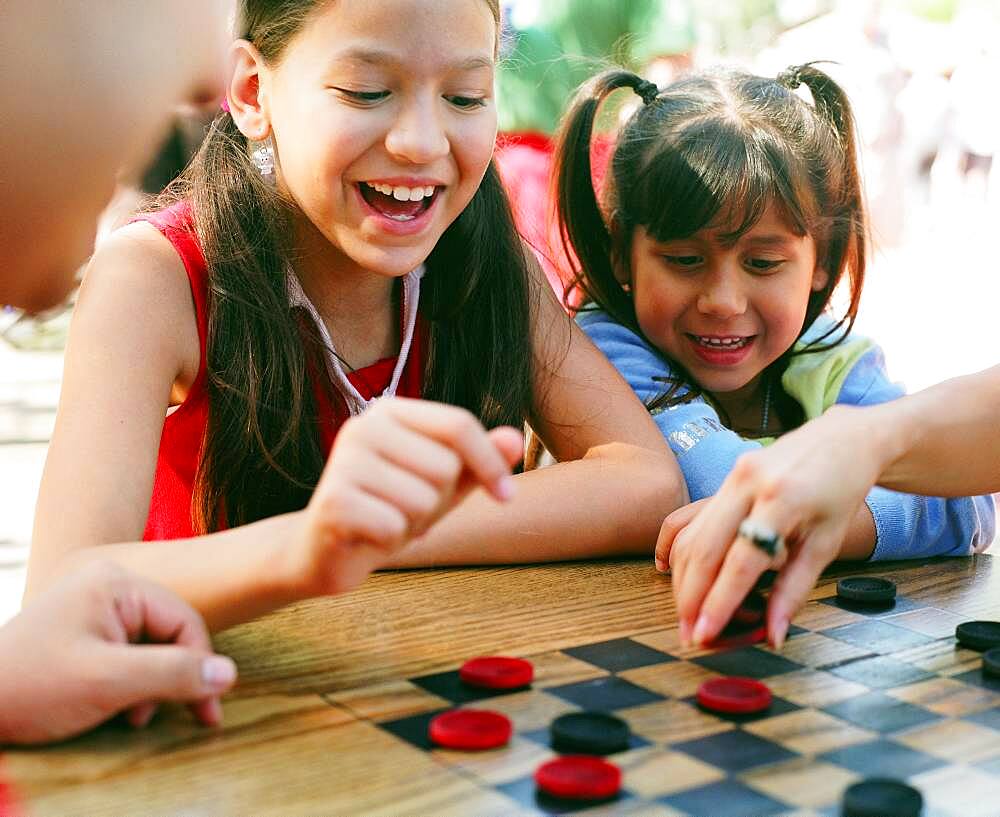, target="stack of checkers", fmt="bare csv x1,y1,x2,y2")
706,588,769,650
427,656,625,805
696,588,775,717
